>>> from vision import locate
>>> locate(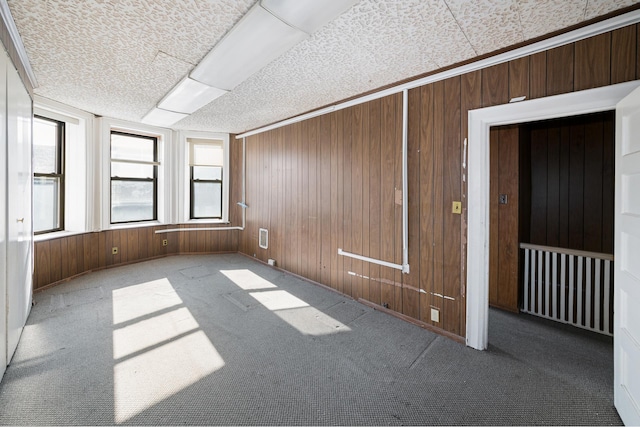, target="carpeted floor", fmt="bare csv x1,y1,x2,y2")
0,253,622,425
